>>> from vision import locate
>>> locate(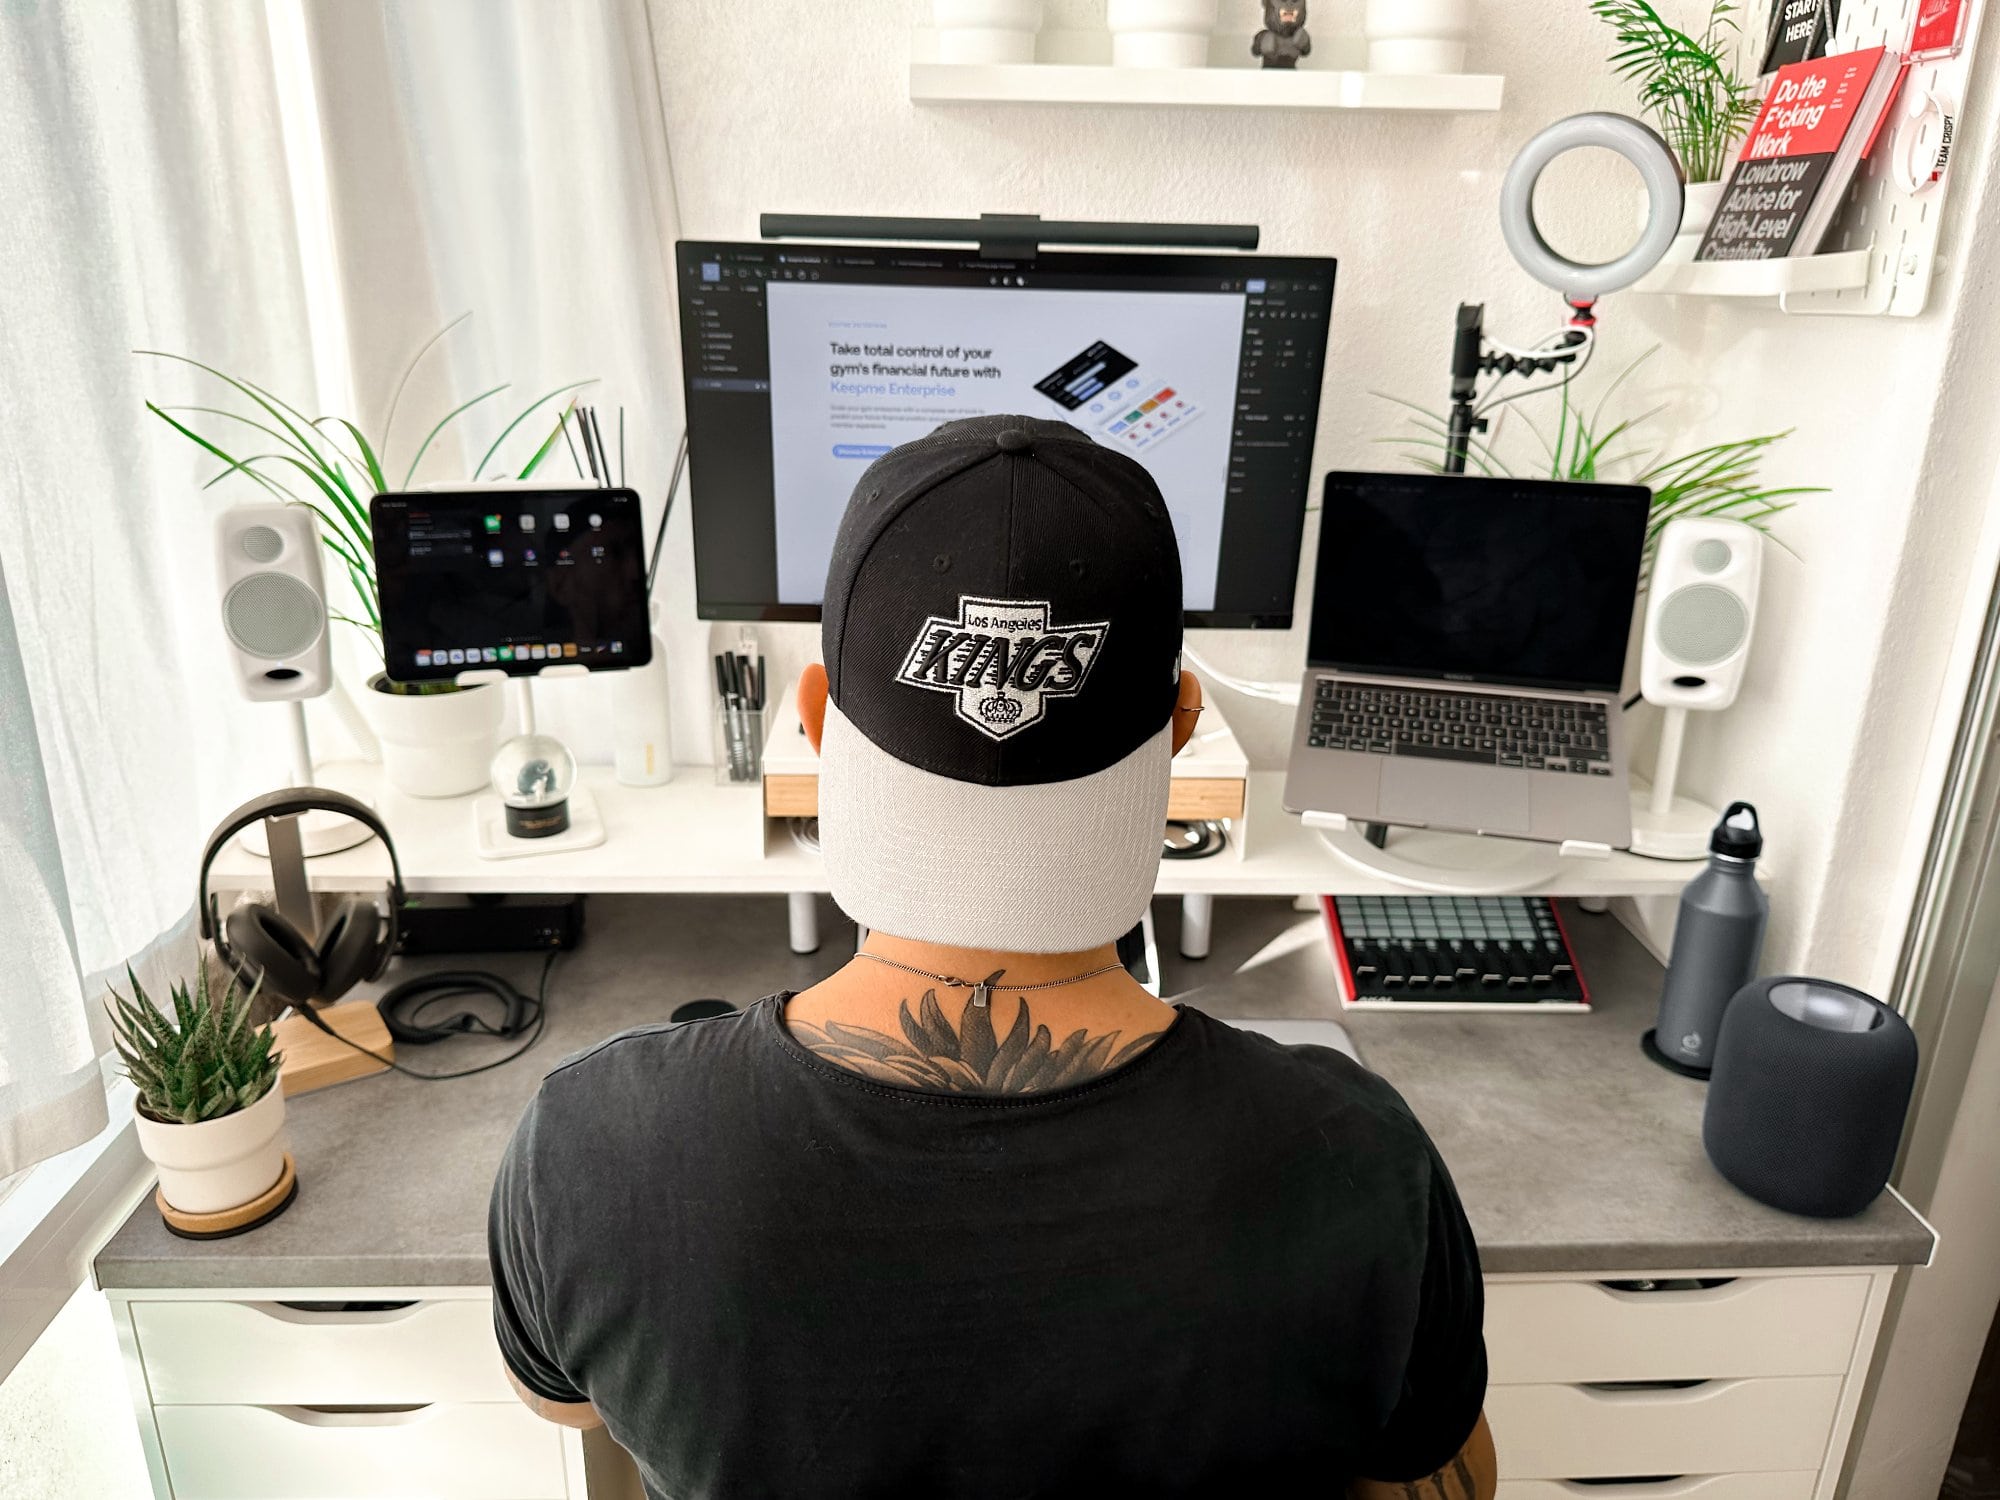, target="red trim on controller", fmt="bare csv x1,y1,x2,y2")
1319,895,1361,1008
1547,898,1591,1010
